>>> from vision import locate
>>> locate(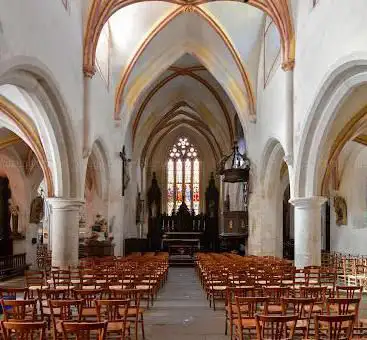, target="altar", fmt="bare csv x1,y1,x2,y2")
161,232,202,251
